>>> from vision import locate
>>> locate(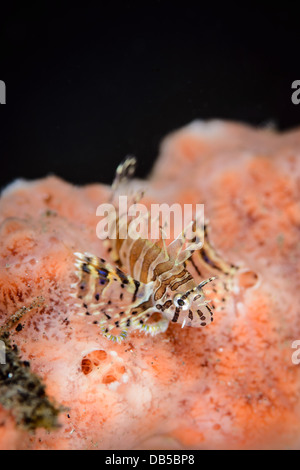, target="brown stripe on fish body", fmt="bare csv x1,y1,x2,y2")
153,269,187,301
132,240,155,281
160,300,173,311
153,284,167,302
140,244,161,284
155,299,173,312
152,260,174,280
114,230,126,260
129,298,153,317
128,238,156,279
157,262,185,282
118,298,154,328
110,215,132,265
132,279,140,302
118,235,138,273
170,273,194,292
147,249,169,284
128,238,145,276
163,268,187,283
126,235,173,284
